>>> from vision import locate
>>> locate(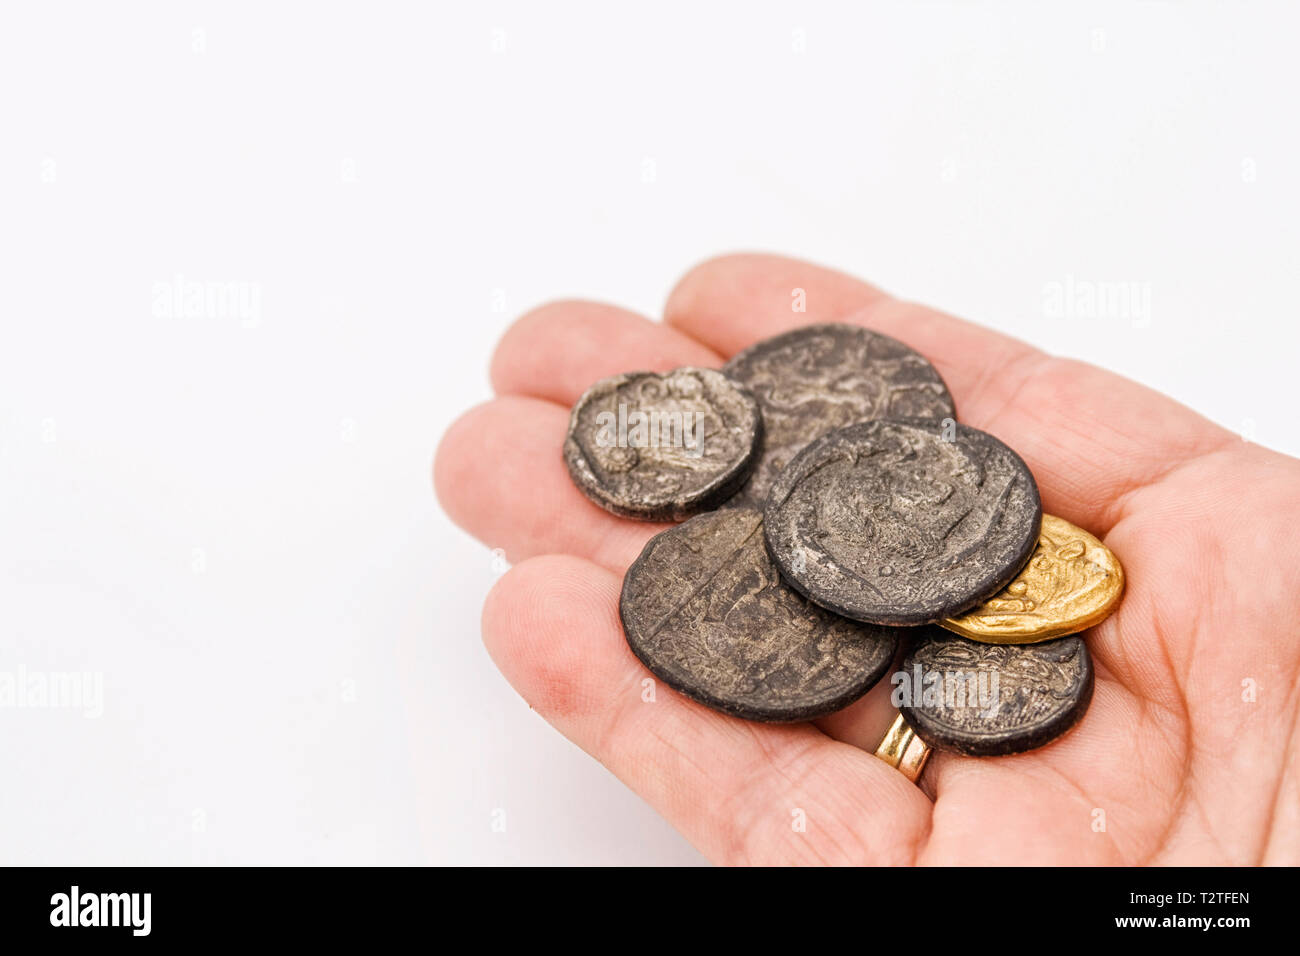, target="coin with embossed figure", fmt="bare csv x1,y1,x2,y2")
620,507,902,722
563,367,762,521
765,419,1042,625
942,514,1124,643
722,324,955,505
896,627,1094,756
